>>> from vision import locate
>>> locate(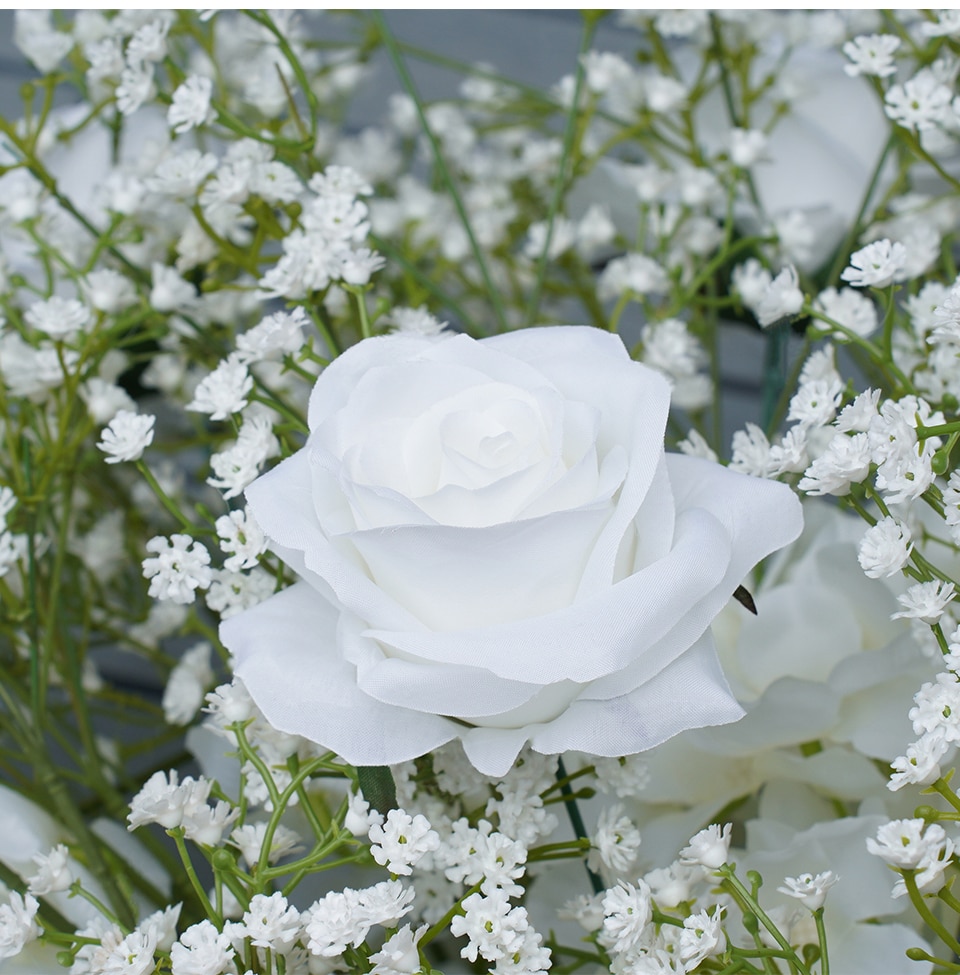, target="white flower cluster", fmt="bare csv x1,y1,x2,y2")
257,166,384,300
